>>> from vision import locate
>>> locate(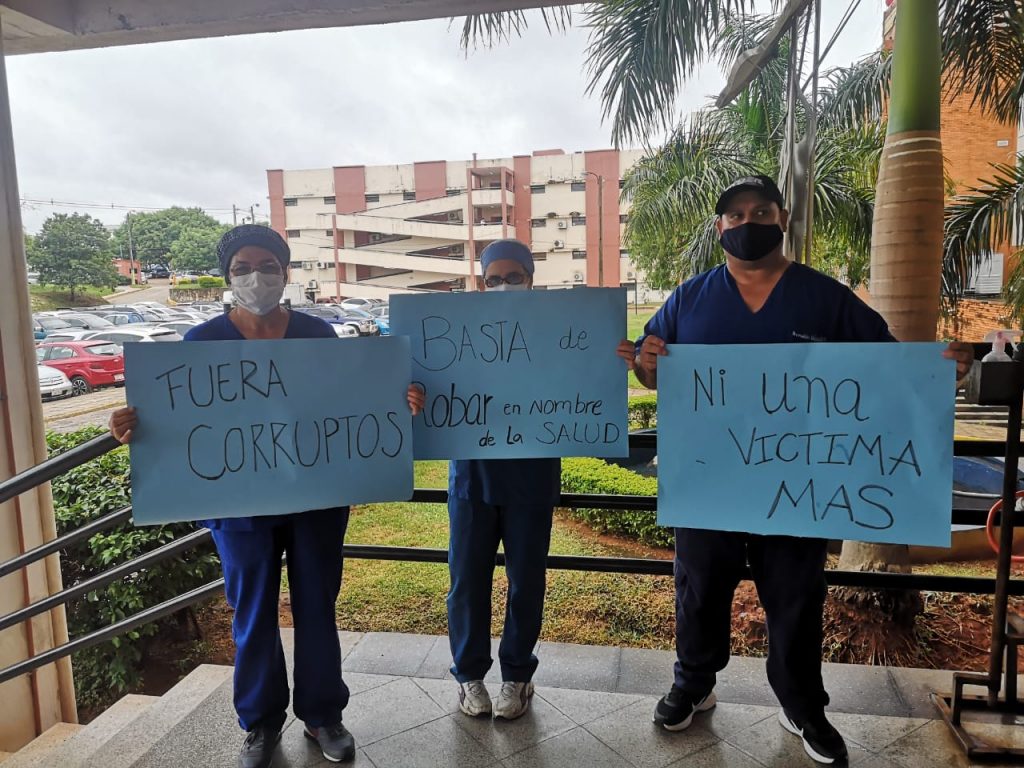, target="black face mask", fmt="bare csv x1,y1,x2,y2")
719,223,784,262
